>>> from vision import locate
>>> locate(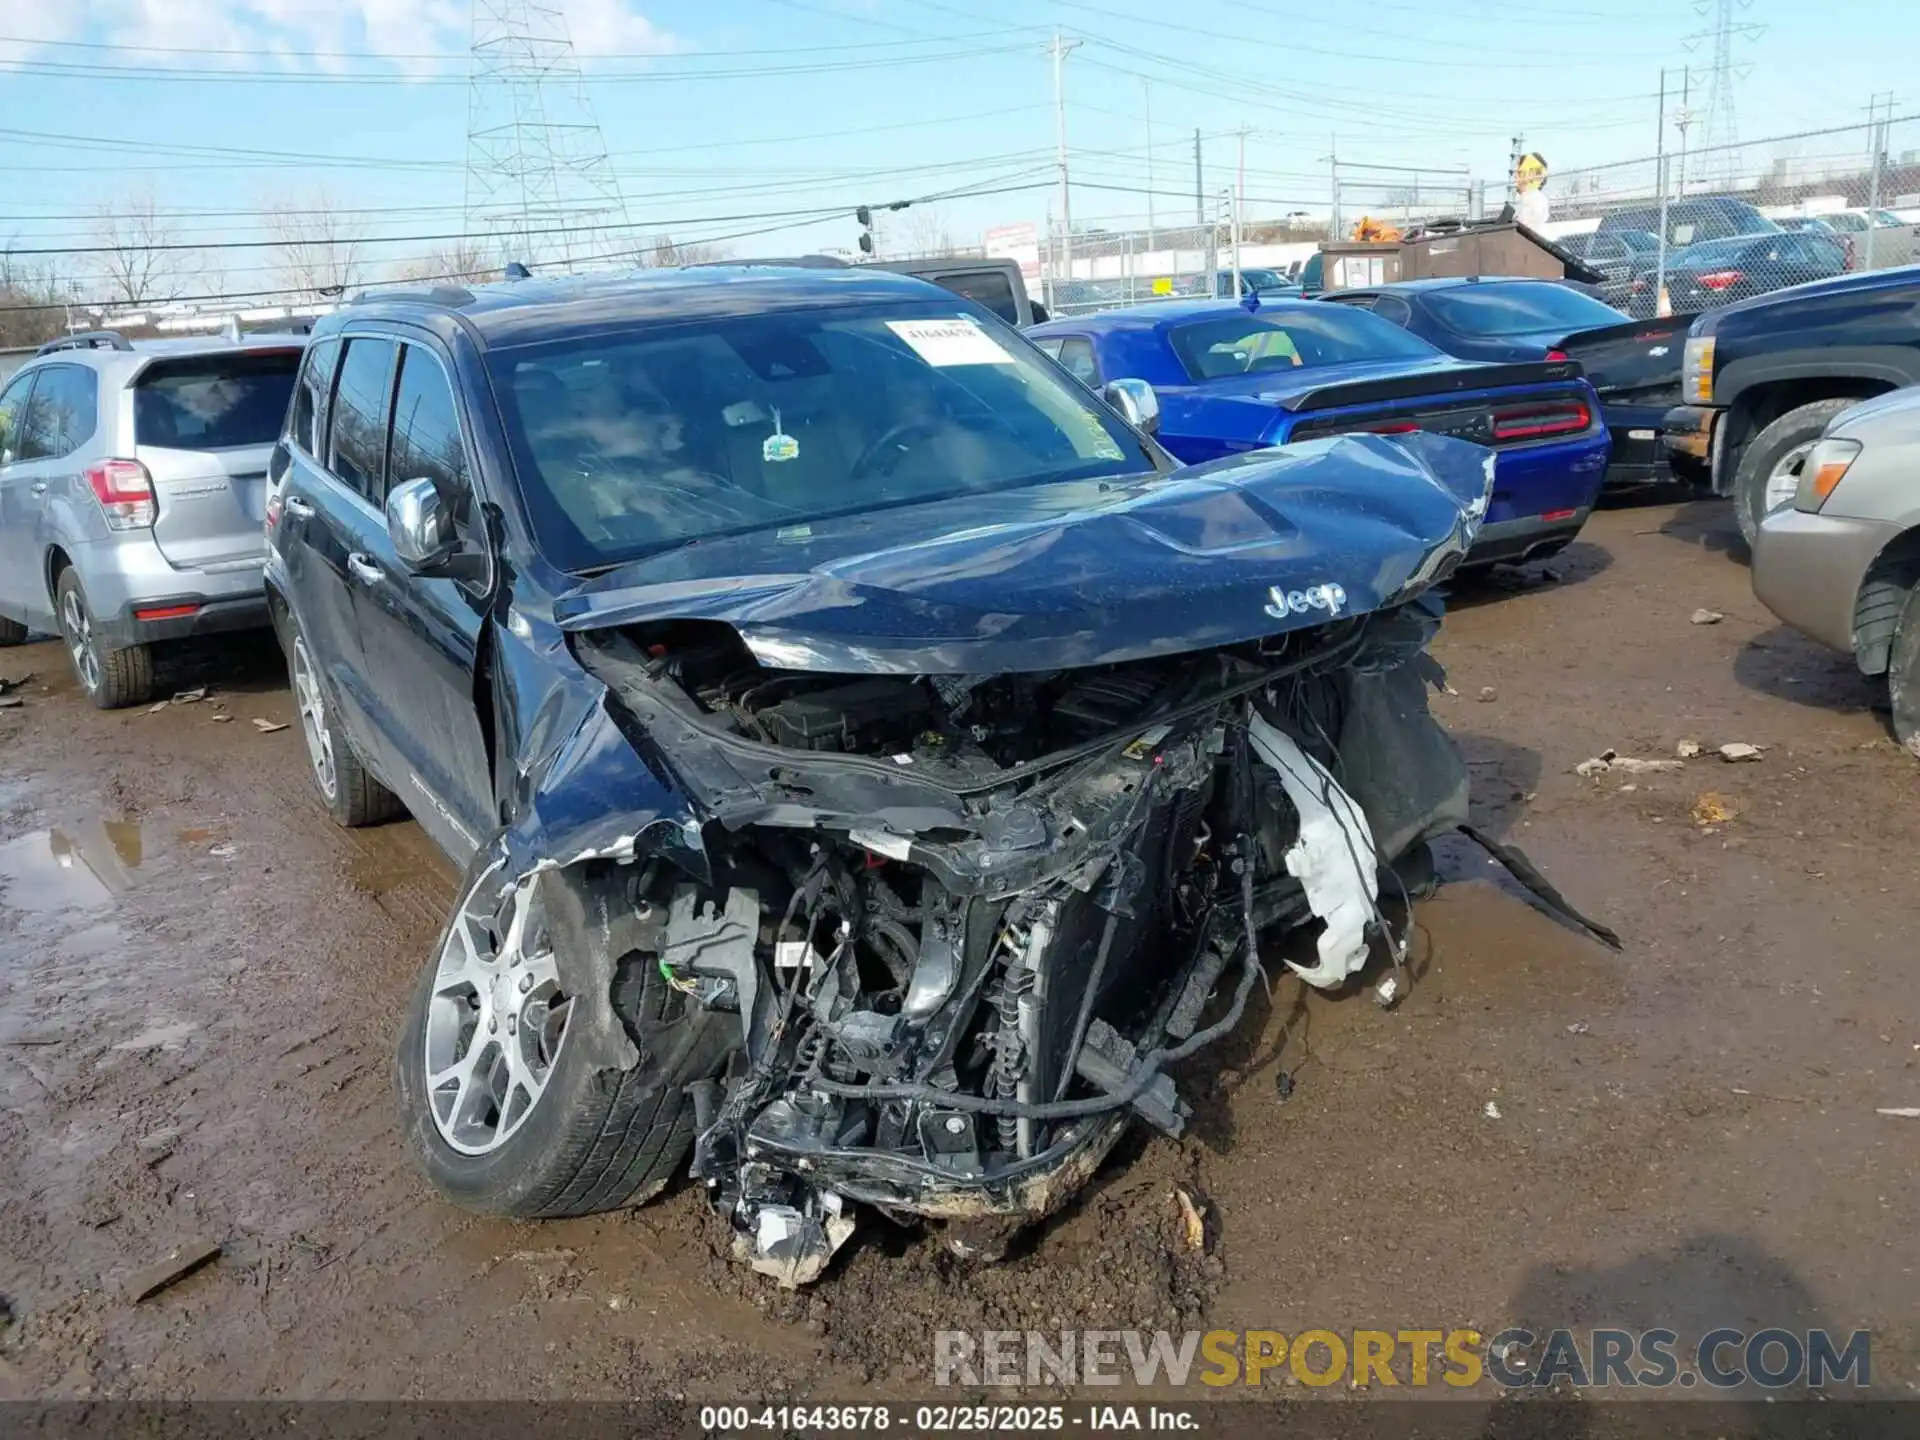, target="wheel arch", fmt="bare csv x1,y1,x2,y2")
43,543,73,608
1854,526,1920,676
1718,367,1907,491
